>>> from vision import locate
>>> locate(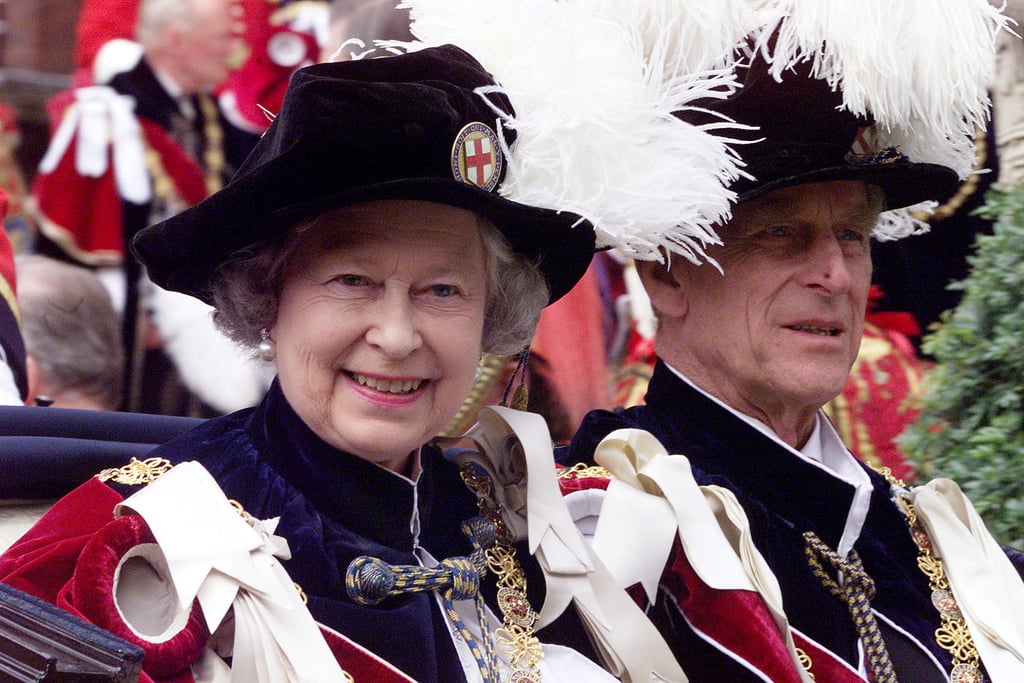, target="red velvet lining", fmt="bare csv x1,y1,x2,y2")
69,514,209,679
664,538,806,682
664,539,866,681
